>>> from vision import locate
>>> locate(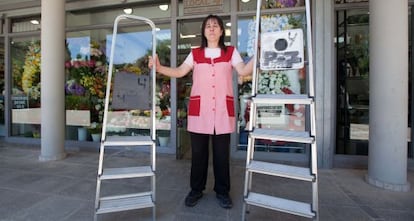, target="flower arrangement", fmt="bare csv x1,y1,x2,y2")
245,13,305,95
21,41,41,104
262,0,301,9
257,71,291,94
65,41,107,124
